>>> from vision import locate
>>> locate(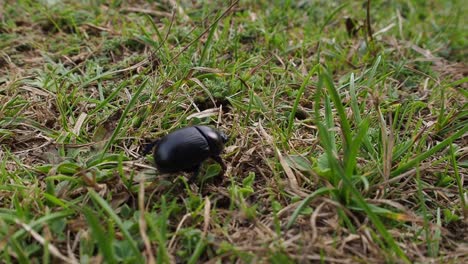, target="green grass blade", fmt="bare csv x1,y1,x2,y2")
87,190,143,261
337,165,410,262
83,207,117,264
316,110,409,262
101,77,149,158
188,237,207,264
321,68,352,151
391,126,468,177
286,187,332,229
11,211,74,240
286,64,319,138
344,118,370,176
349,73,378,159
8,238,30,264
450,144,467,217
199,12,220,65
324,91,337,153
88,80,130,116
